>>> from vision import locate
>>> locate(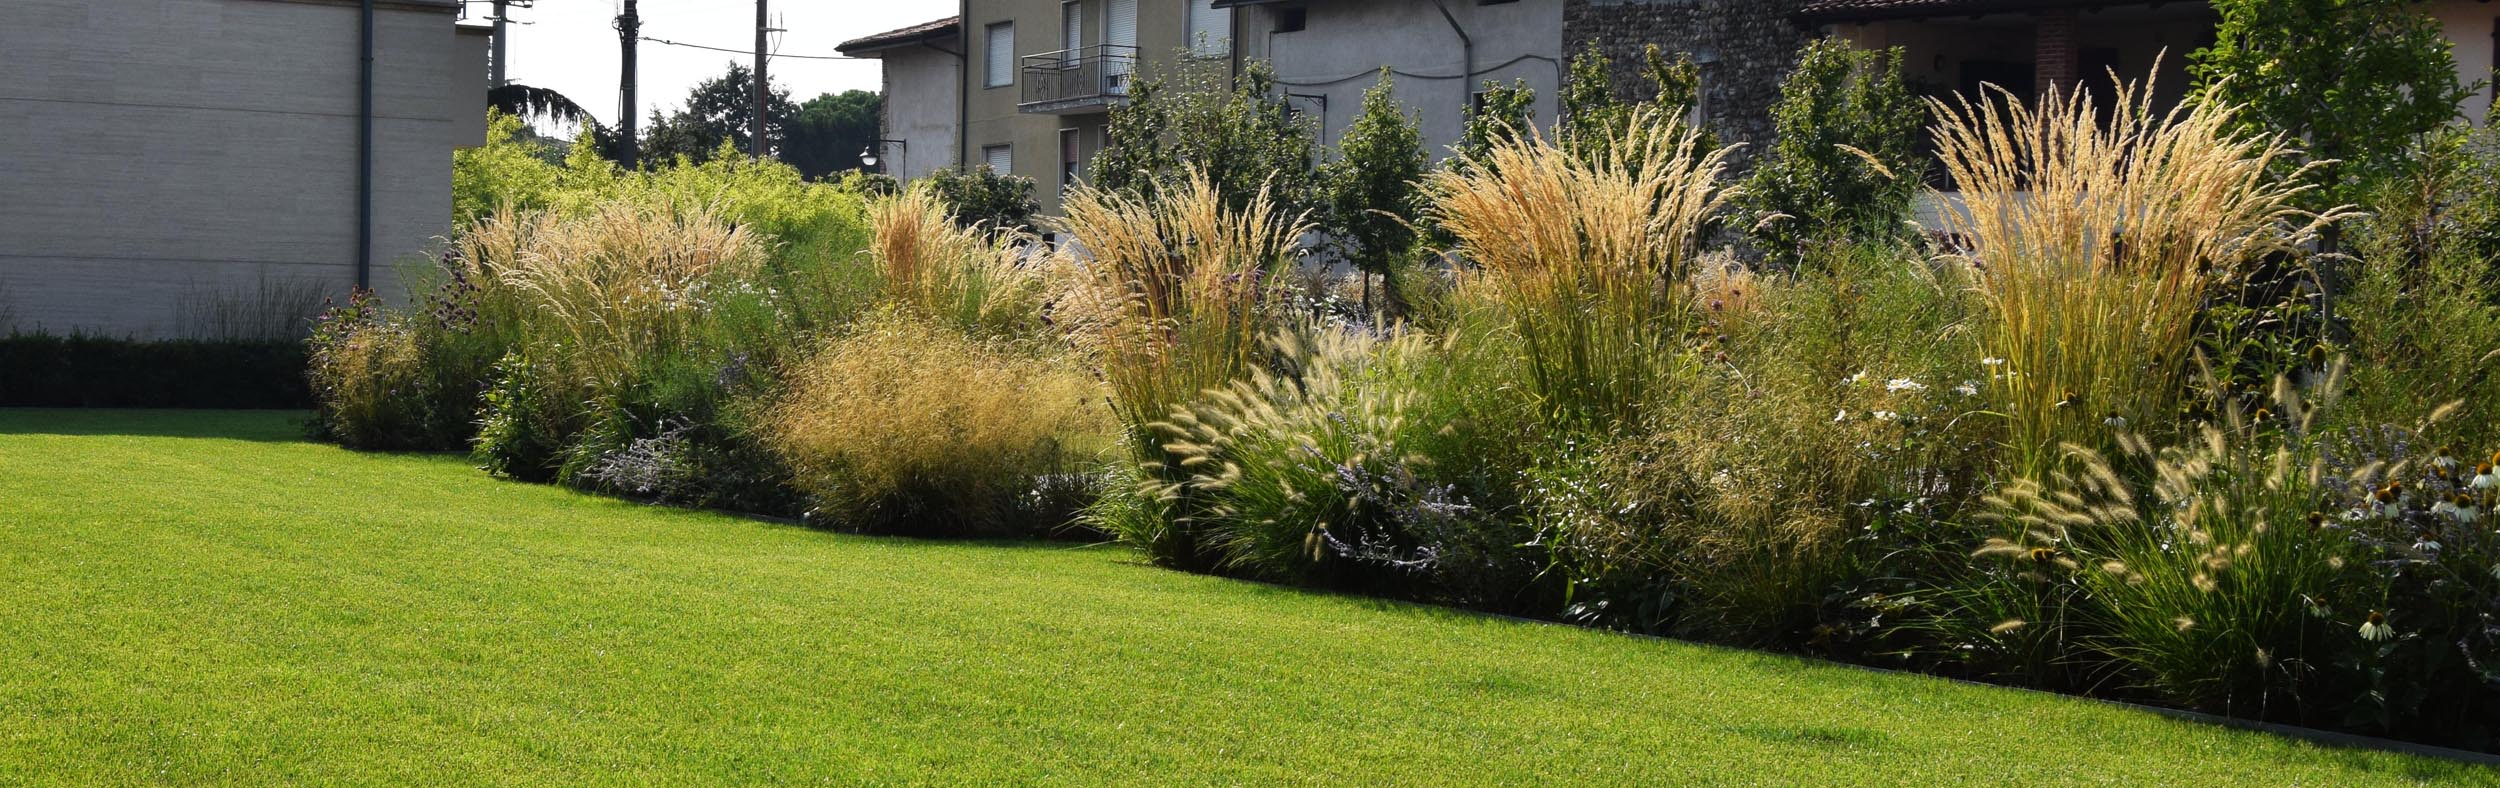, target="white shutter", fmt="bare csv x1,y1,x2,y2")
1062,1,1082,59
1187,0,1227,57
1106,0,1137,78
985,23,1014,87
984,145,1013,176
